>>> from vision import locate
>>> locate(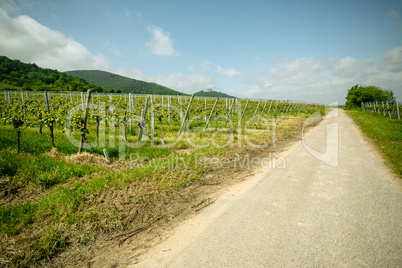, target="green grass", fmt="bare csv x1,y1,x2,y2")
0,151,103,188
346,109,402,177
0,124,88,155
0,151,203,266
